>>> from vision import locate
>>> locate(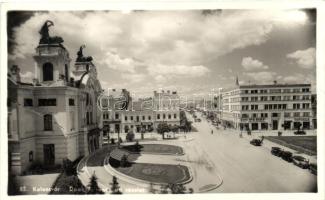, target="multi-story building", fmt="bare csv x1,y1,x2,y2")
219,82,314,131
7,23,103,175
102,90,180,134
